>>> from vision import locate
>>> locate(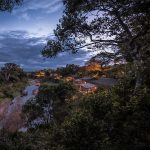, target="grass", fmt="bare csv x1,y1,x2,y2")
0,80,28,103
